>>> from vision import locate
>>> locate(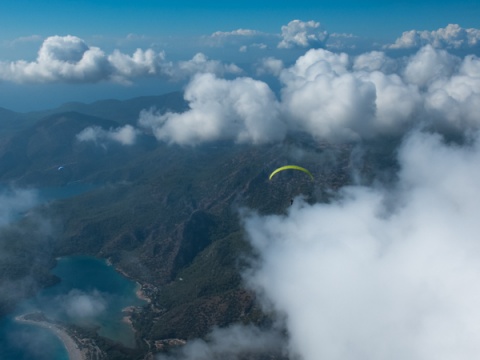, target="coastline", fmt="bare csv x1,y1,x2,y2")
121,282,150,335
15,314,86,360
105,258,150,302
135,282,151,303
9,256,147,358
105,257,152,342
